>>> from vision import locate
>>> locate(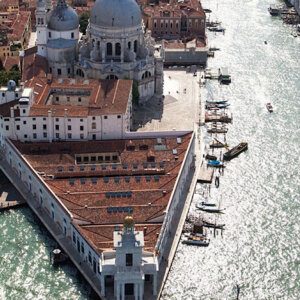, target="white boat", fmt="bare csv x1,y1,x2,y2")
182,236,210,247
